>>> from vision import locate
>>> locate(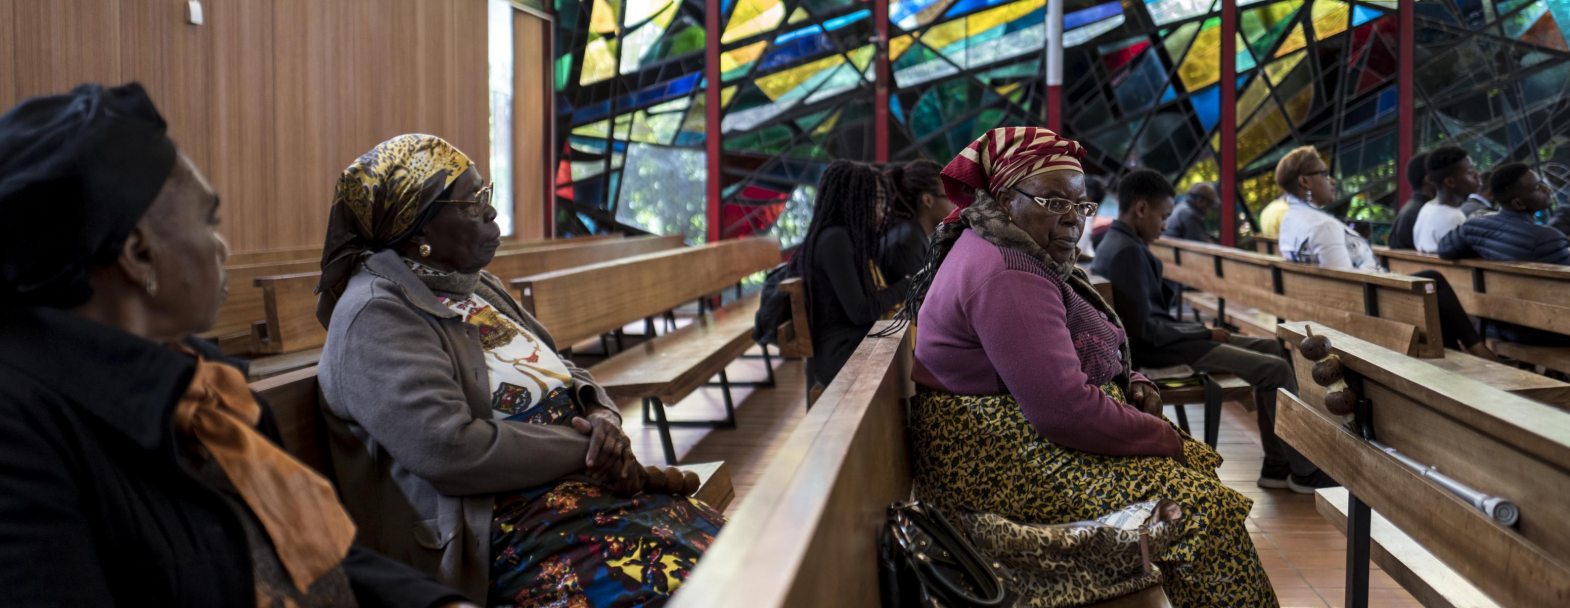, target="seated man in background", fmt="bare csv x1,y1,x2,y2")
1387,151,1432,249
1414,146,1481,253
1439,162,1570,345
1162,182,1218,243
1460,169,1497,217
1092,170,1332,493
